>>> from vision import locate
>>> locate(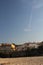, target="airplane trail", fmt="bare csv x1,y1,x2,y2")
24,4,33,32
